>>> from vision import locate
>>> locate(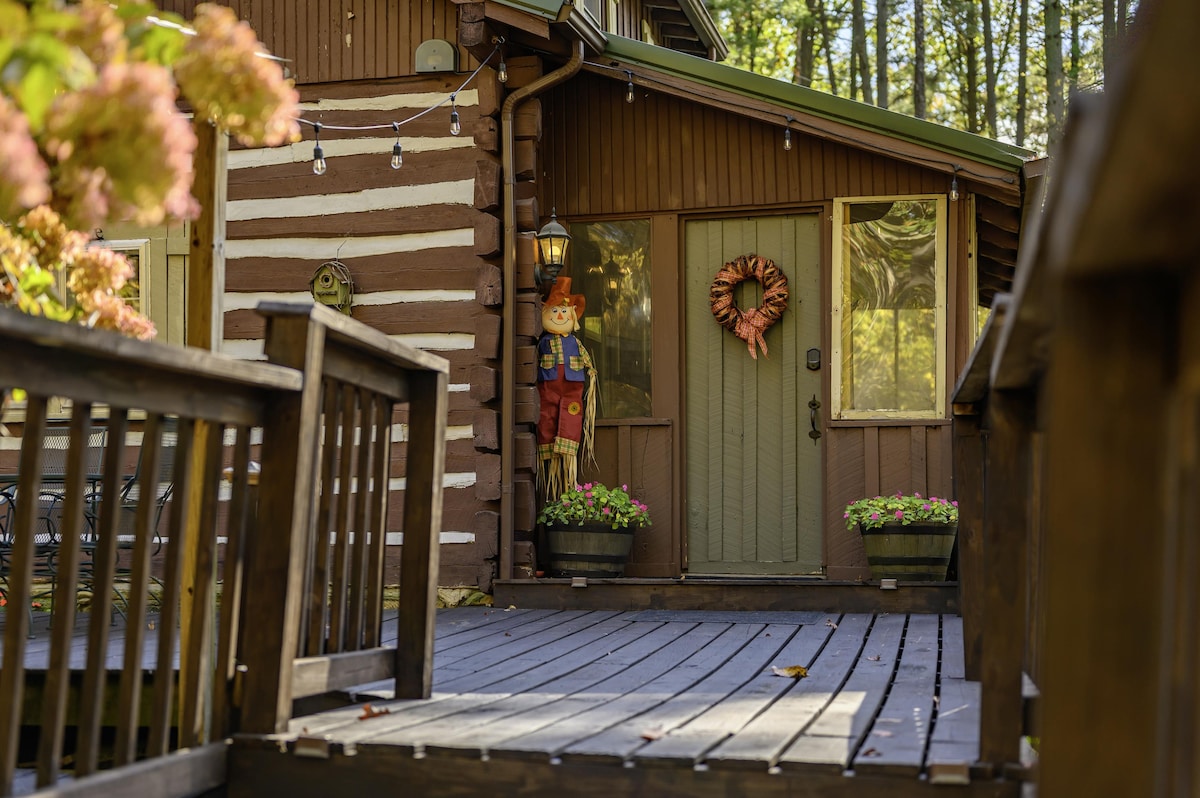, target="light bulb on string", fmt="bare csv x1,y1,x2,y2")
783,117,793,152
498,56,508,83
950,170,960,201
391,121,403,169
449,94,461,136
312,122,327,176
625,70,635,104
